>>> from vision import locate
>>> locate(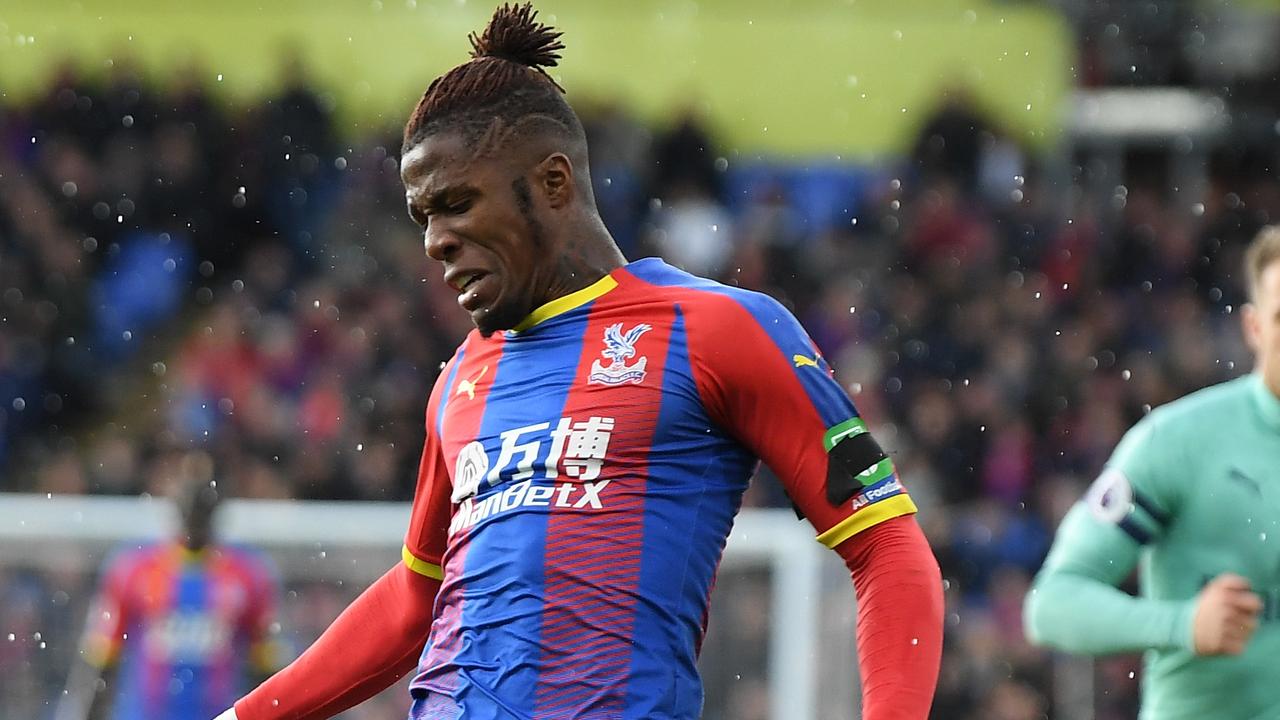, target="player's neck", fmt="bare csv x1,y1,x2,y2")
542,218,626,303
1263,371,1280,403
